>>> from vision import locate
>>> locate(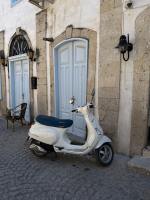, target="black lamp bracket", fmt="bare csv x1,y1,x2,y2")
123,34,133,61
43,37,54,43
116,34,133,62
